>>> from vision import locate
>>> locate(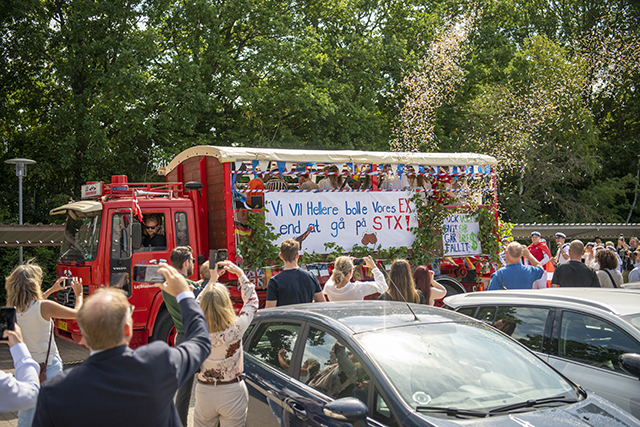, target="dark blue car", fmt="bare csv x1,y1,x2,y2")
243,301,640,427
